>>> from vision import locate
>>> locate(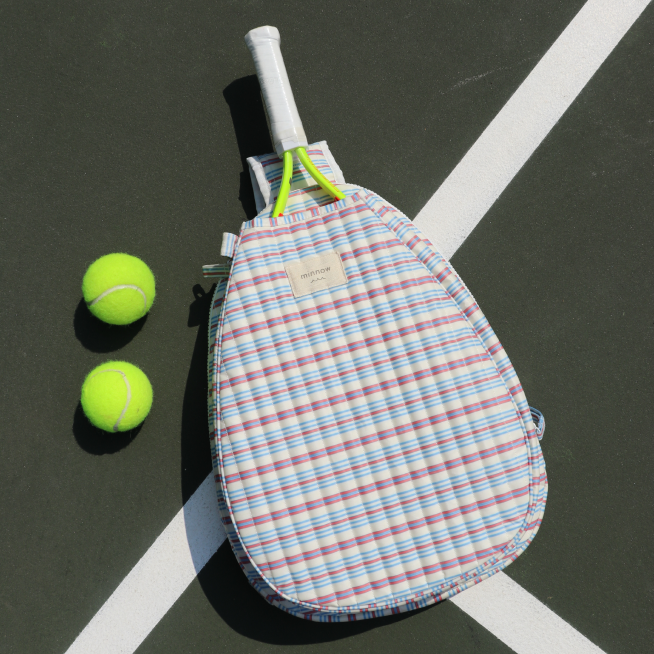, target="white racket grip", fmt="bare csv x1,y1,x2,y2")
245,26,308,156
